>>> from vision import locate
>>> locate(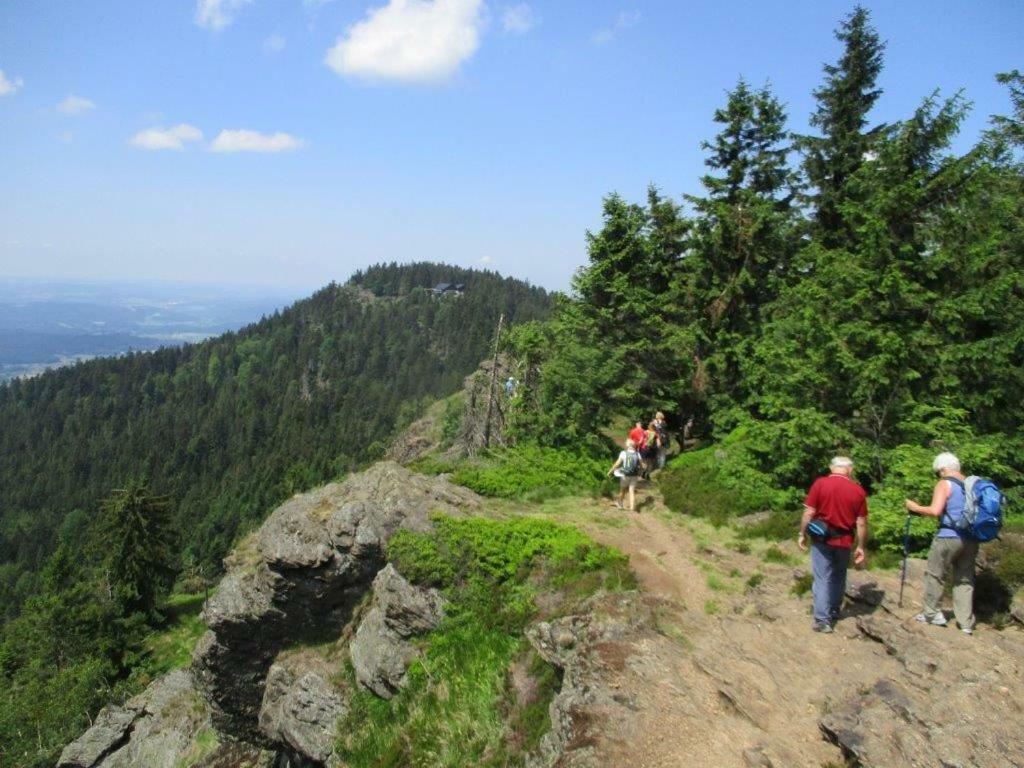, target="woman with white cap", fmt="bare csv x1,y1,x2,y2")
905,452,977,635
